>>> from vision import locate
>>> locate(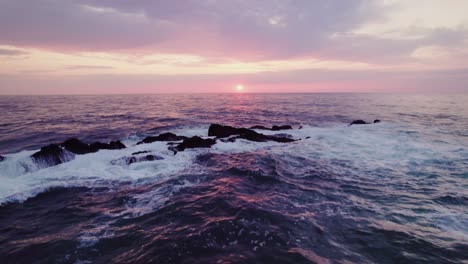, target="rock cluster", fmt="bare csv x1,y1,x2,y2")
31,138,126,167
349,119,382,125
